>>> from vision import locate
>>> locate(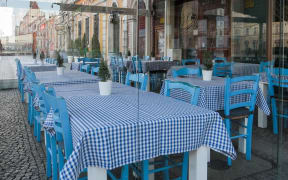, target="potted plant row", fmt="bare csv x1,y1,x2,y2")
98,59,112,95
202,51,213,81
56,51,65,75
40,51,45,65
